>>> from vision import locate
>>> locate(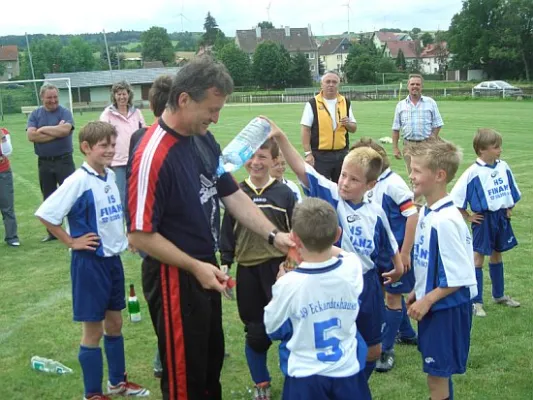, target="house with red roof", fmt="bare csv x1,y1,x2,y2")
0,45,20,81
